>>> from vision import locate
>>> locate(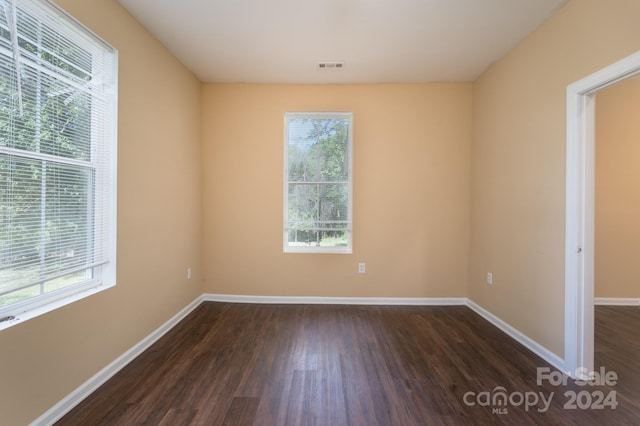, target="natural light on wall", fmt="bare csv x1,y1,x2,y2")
284,112,353,254
0,0,118,328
